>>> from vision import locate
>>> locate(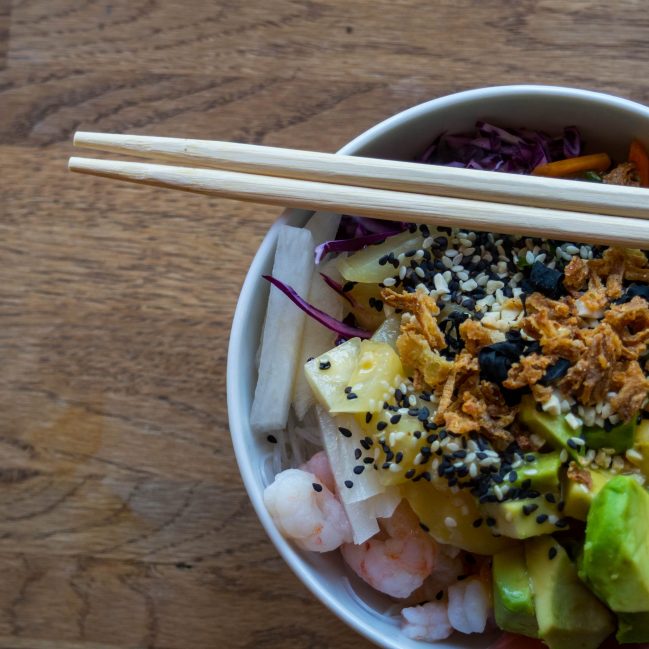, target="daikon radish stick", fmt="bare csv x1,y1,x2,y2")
250,225,315,434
